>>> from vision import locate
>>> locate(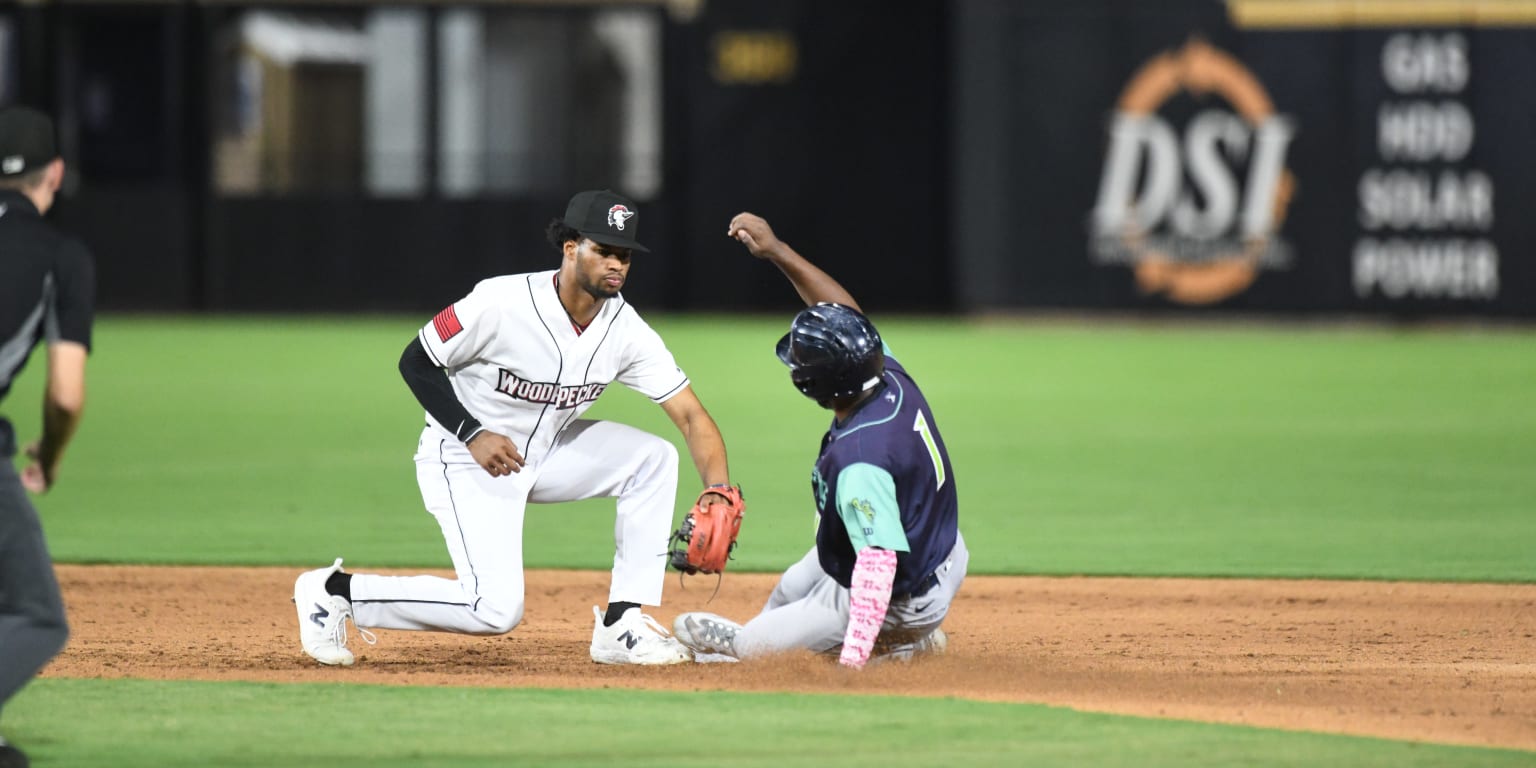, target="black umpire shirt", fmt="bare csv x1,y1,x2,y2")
0,189,95,456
